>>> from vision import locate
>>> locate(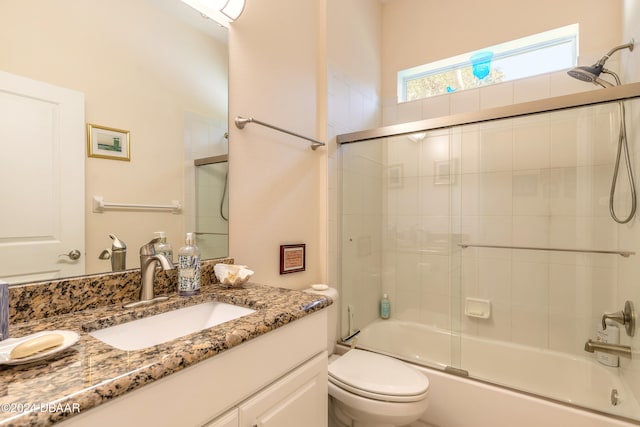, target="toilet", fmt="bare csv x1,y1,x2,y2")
305,286,430,427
